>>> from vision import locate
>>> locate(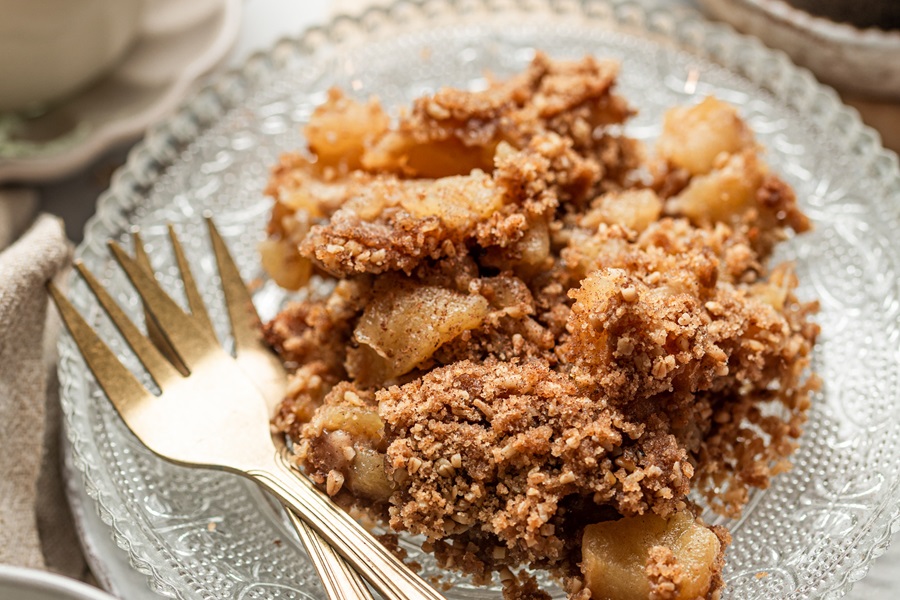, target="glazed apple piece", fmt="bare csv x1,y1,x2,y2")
304,400,393,502
657,96,754,176
352,277,490,380
669,148,766,225
581,512,723,600
306,88,389,172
